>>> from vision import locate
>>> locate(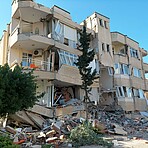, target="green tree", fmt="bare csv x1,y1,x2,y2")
0,63,38,117
75,23,98,118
